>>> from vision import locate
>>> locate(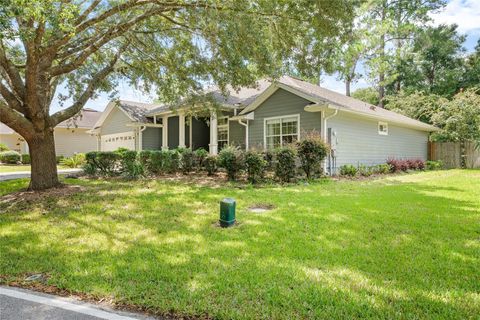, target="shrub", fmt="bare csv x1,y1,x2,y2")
61,153,86,168
21,153,31,164
194,148,209,169
181,148,195,174
358,165,373,177
138,150,152,171
373,163,392,174
274,146,297,182
204,155,218,176
413,159,425,170
406,159,417,170
168,150,181,173
148,150,164,174
218,146,245,180
56,155,64,164
0,143,9,151
263,150,275,171
85,151,120,176
120,150,143,179
296,132,329,179
426,160,443,170
244,150,267,183
340,164,357,176
0,150,21,164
